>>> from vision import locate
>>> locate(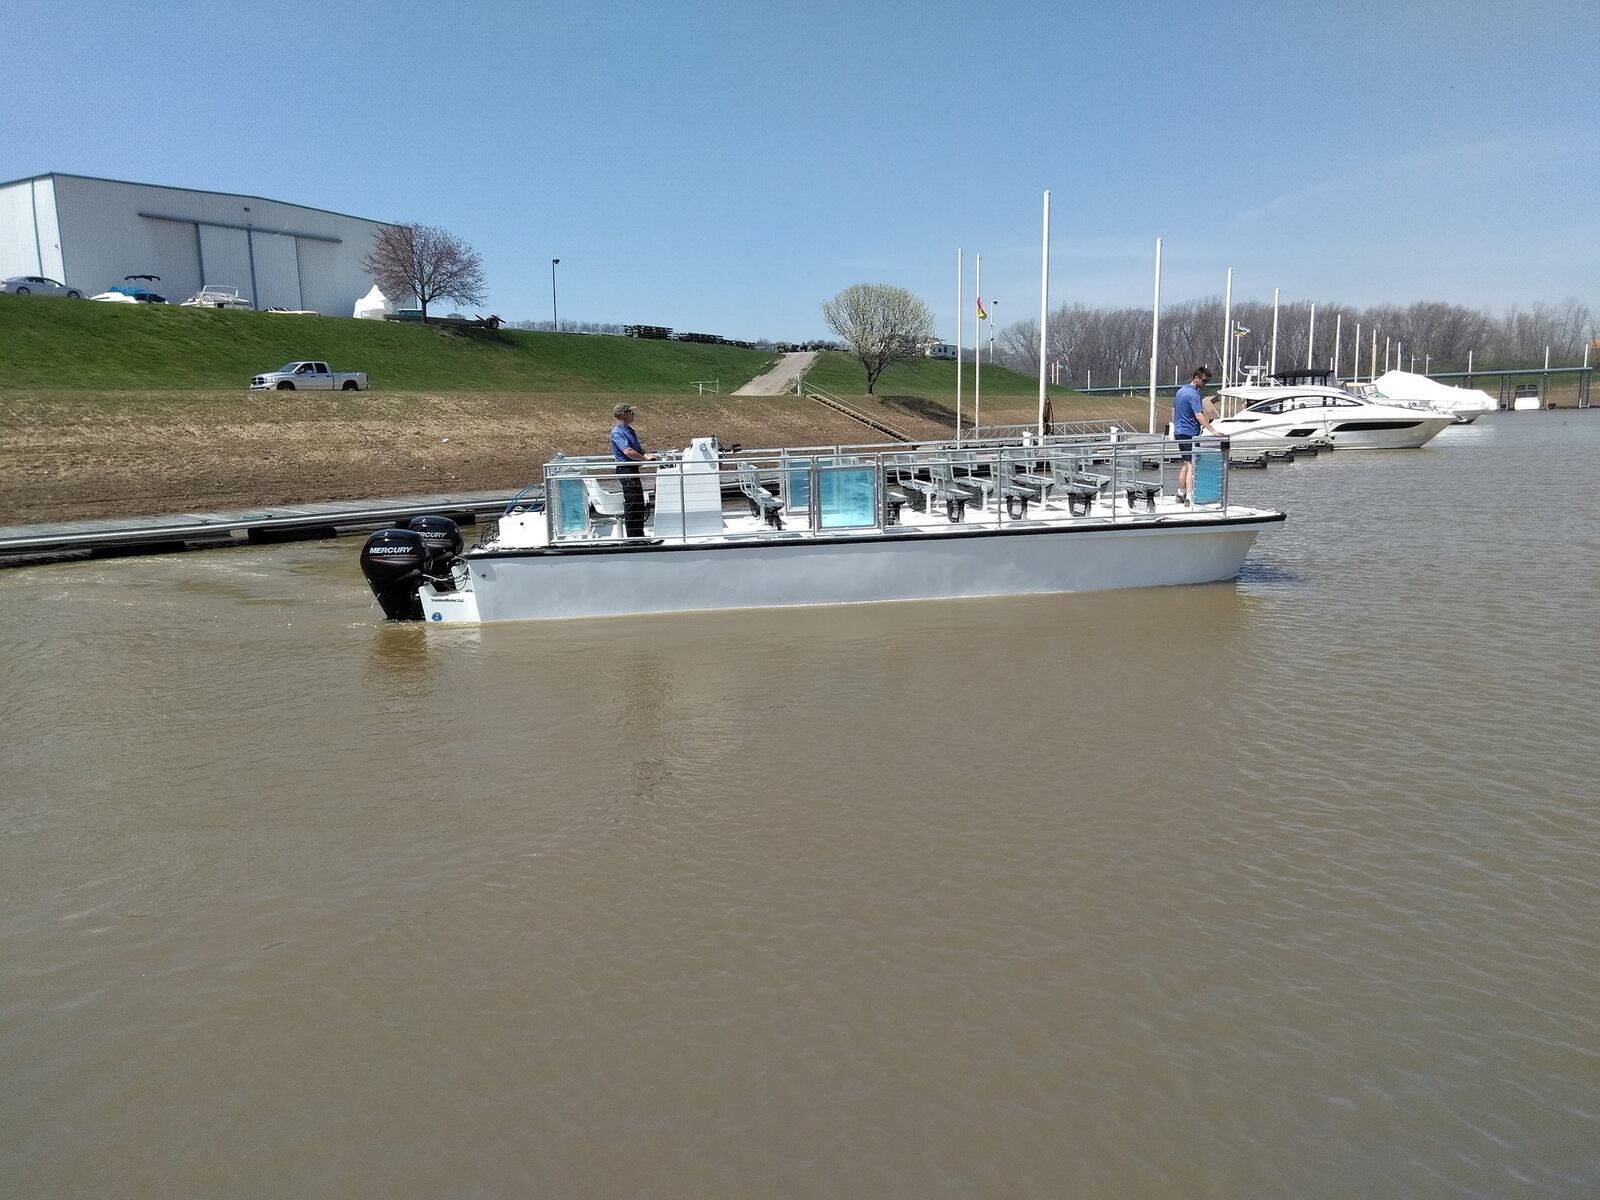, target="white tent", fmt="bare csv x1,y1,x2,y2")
1371,370,1496,418
353,284,394,321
